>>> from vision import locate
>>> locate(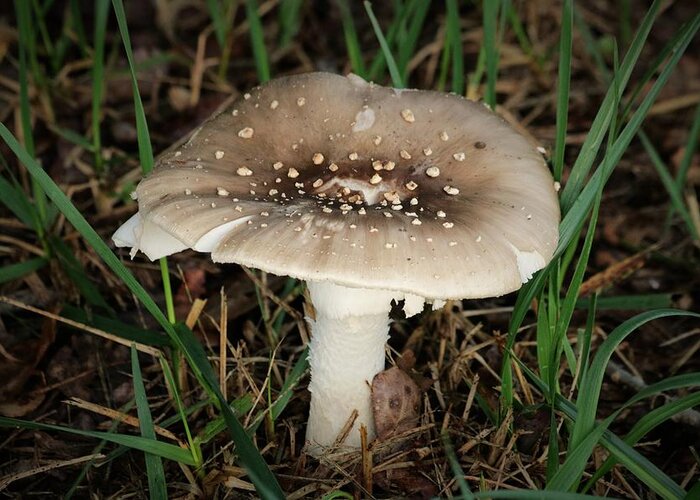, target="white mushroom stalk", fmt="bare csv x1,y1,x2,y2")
305,282,391,452
304,281,429,453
